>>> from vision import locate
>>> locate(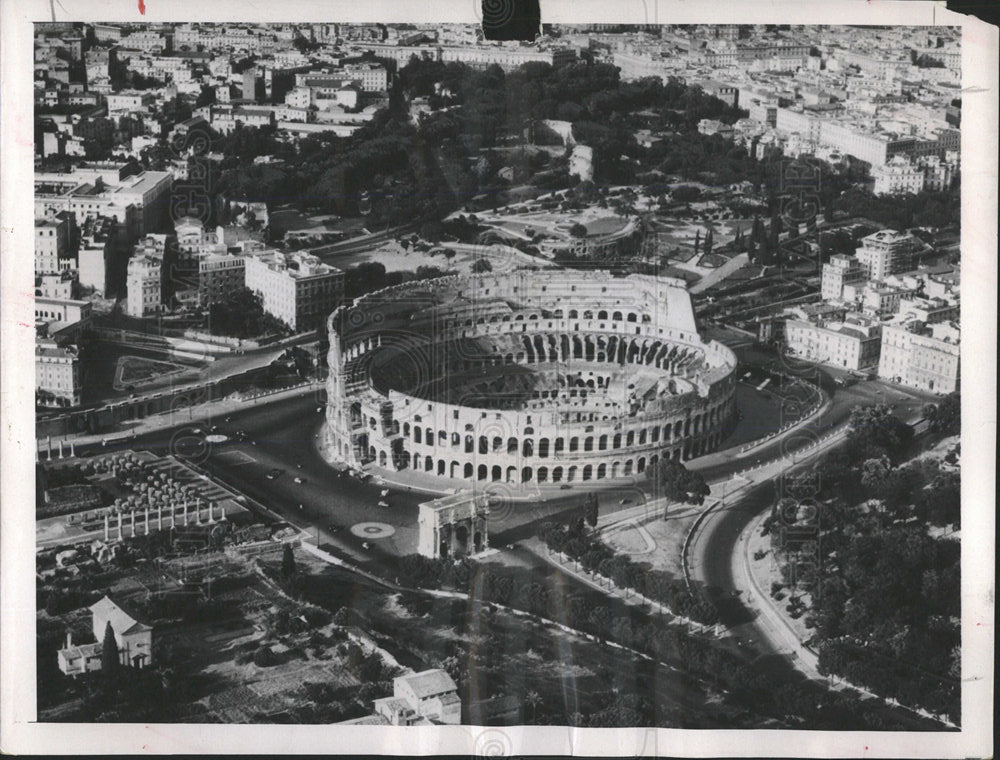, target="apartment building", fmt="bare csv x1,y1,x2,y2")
198,252,246,306
784,313,882,370
106,90,157,115
871,155,925,195
244,250,344,332
855,229,921,281
125,255,162,317
35,167,172,242
896,294,959,324
35,214,72,274
821,254,867,302
36,339,82,407
340,63,389,92
878,319,960,393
